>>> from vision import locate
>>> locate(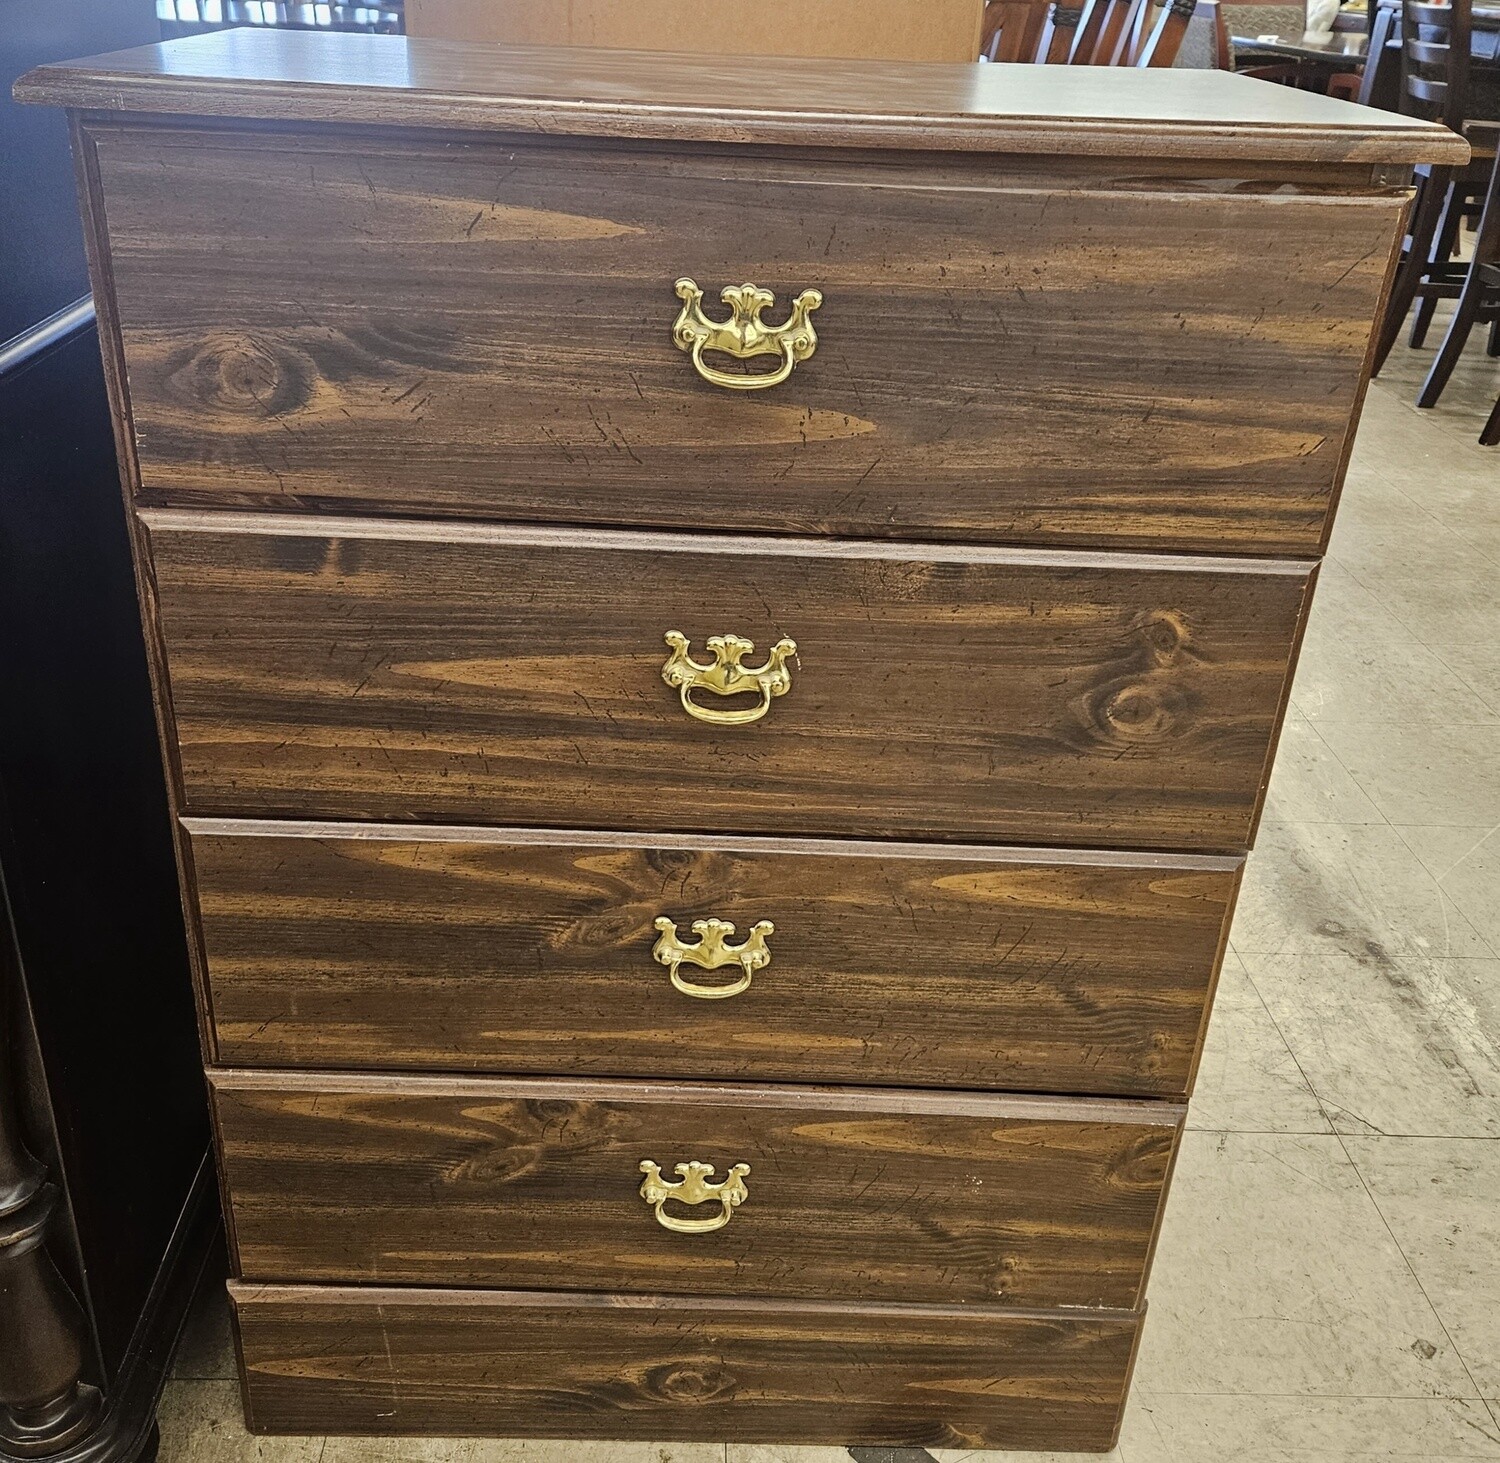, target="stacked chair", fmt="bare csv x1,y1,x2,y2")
1372,0,1500,441
982,0,1200,65
984,0,1499,437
